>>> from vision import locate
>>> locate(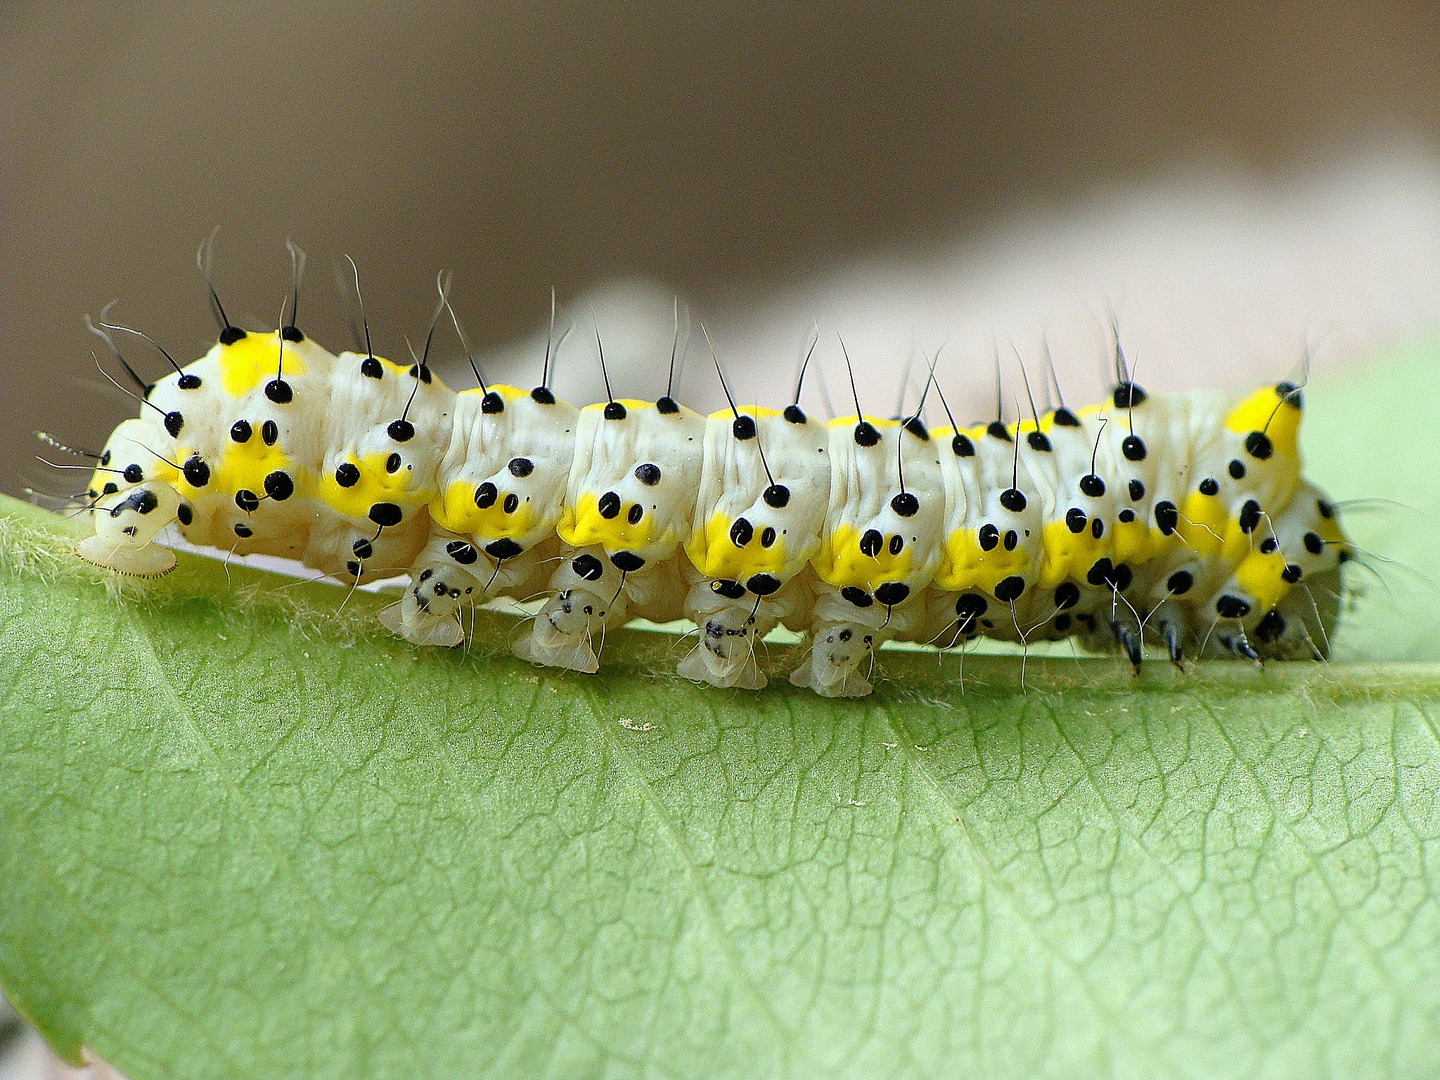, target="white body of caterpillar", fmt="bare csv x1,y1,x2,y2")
75,272,1352,696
